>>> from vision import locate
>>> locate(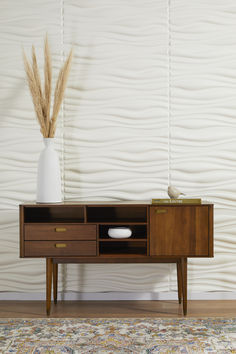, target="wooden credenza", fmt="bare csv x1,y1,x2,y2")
19,202,213,315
